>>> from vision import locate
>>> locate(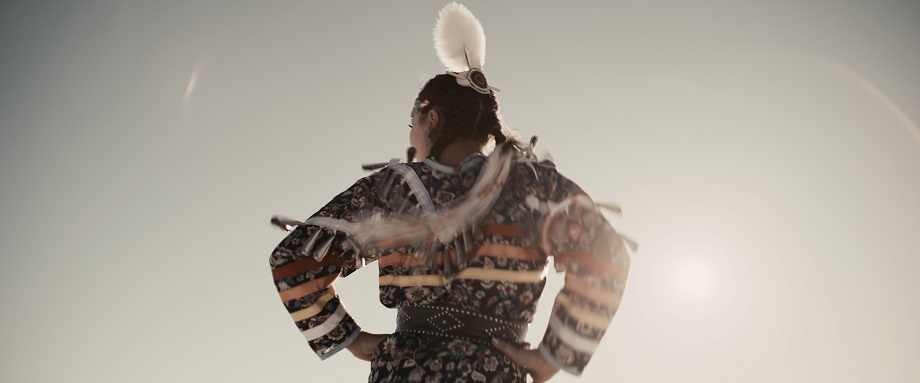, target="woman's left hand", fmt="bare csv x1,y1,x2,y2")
491,338,560,383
